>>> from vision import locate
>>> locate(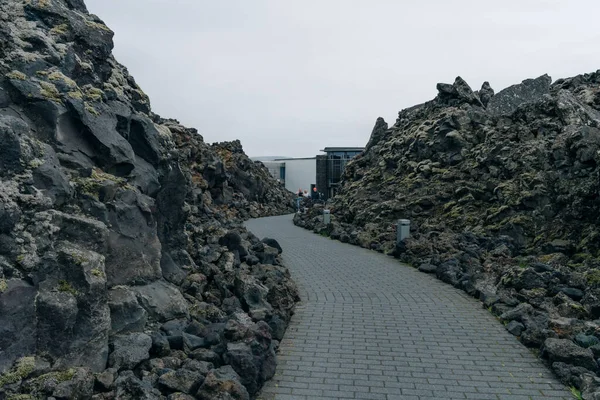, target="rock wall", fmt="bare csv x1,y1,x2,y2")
296,71,600,396
0,0,297,399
